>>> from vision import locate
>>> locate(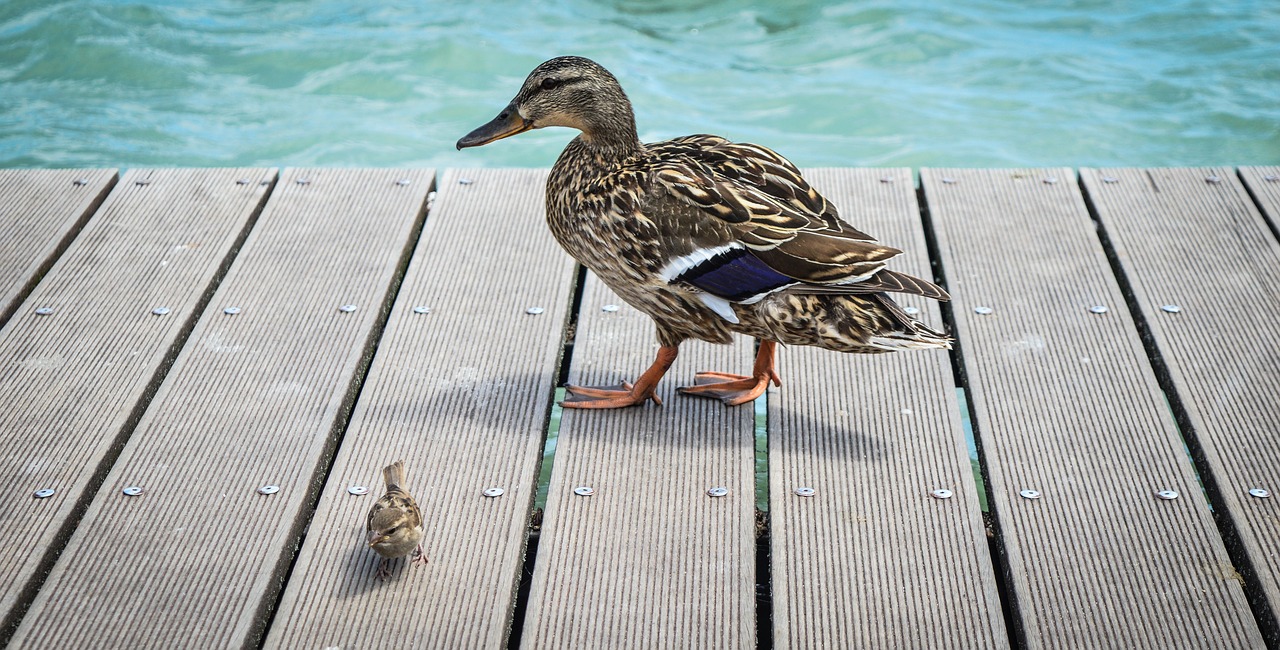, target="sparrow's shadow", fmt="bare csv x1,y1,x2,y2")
338,527,416,596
